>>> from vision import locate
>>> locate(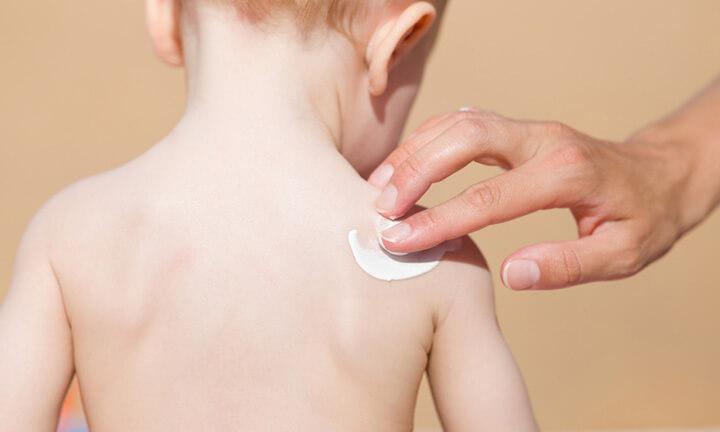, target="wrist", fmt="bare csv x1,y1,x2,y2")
630,119,720,235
